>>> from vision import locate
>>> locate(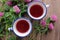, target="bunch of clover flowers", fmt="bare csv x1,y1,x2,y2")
33,14,57,34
